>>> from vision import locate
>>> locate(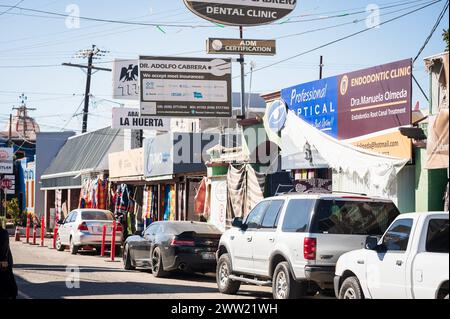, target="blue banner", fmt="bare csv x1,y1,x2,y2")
281,77,338,138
